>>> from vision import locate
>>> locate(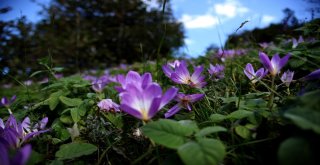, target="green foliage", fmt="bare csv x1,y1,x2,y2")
178,138,225,165
55,142,97,160
142,119,196,149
